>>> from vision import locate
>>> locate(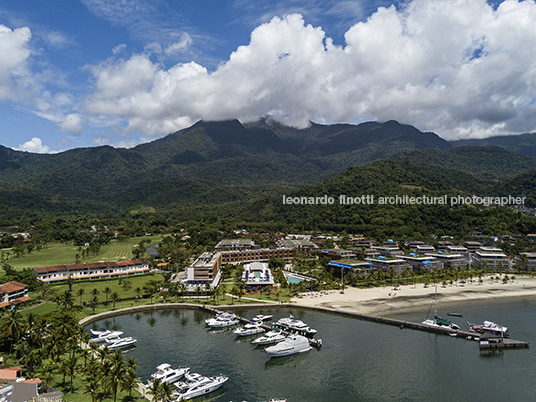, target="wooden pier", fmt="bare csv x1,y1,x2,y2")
478,333,529,350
